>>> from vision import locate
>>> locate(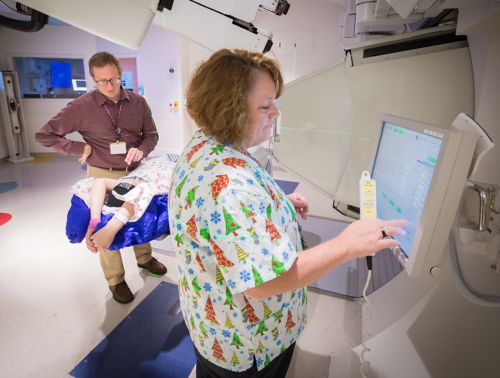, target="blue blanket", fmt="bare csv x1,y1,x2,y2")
66,194,169,250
